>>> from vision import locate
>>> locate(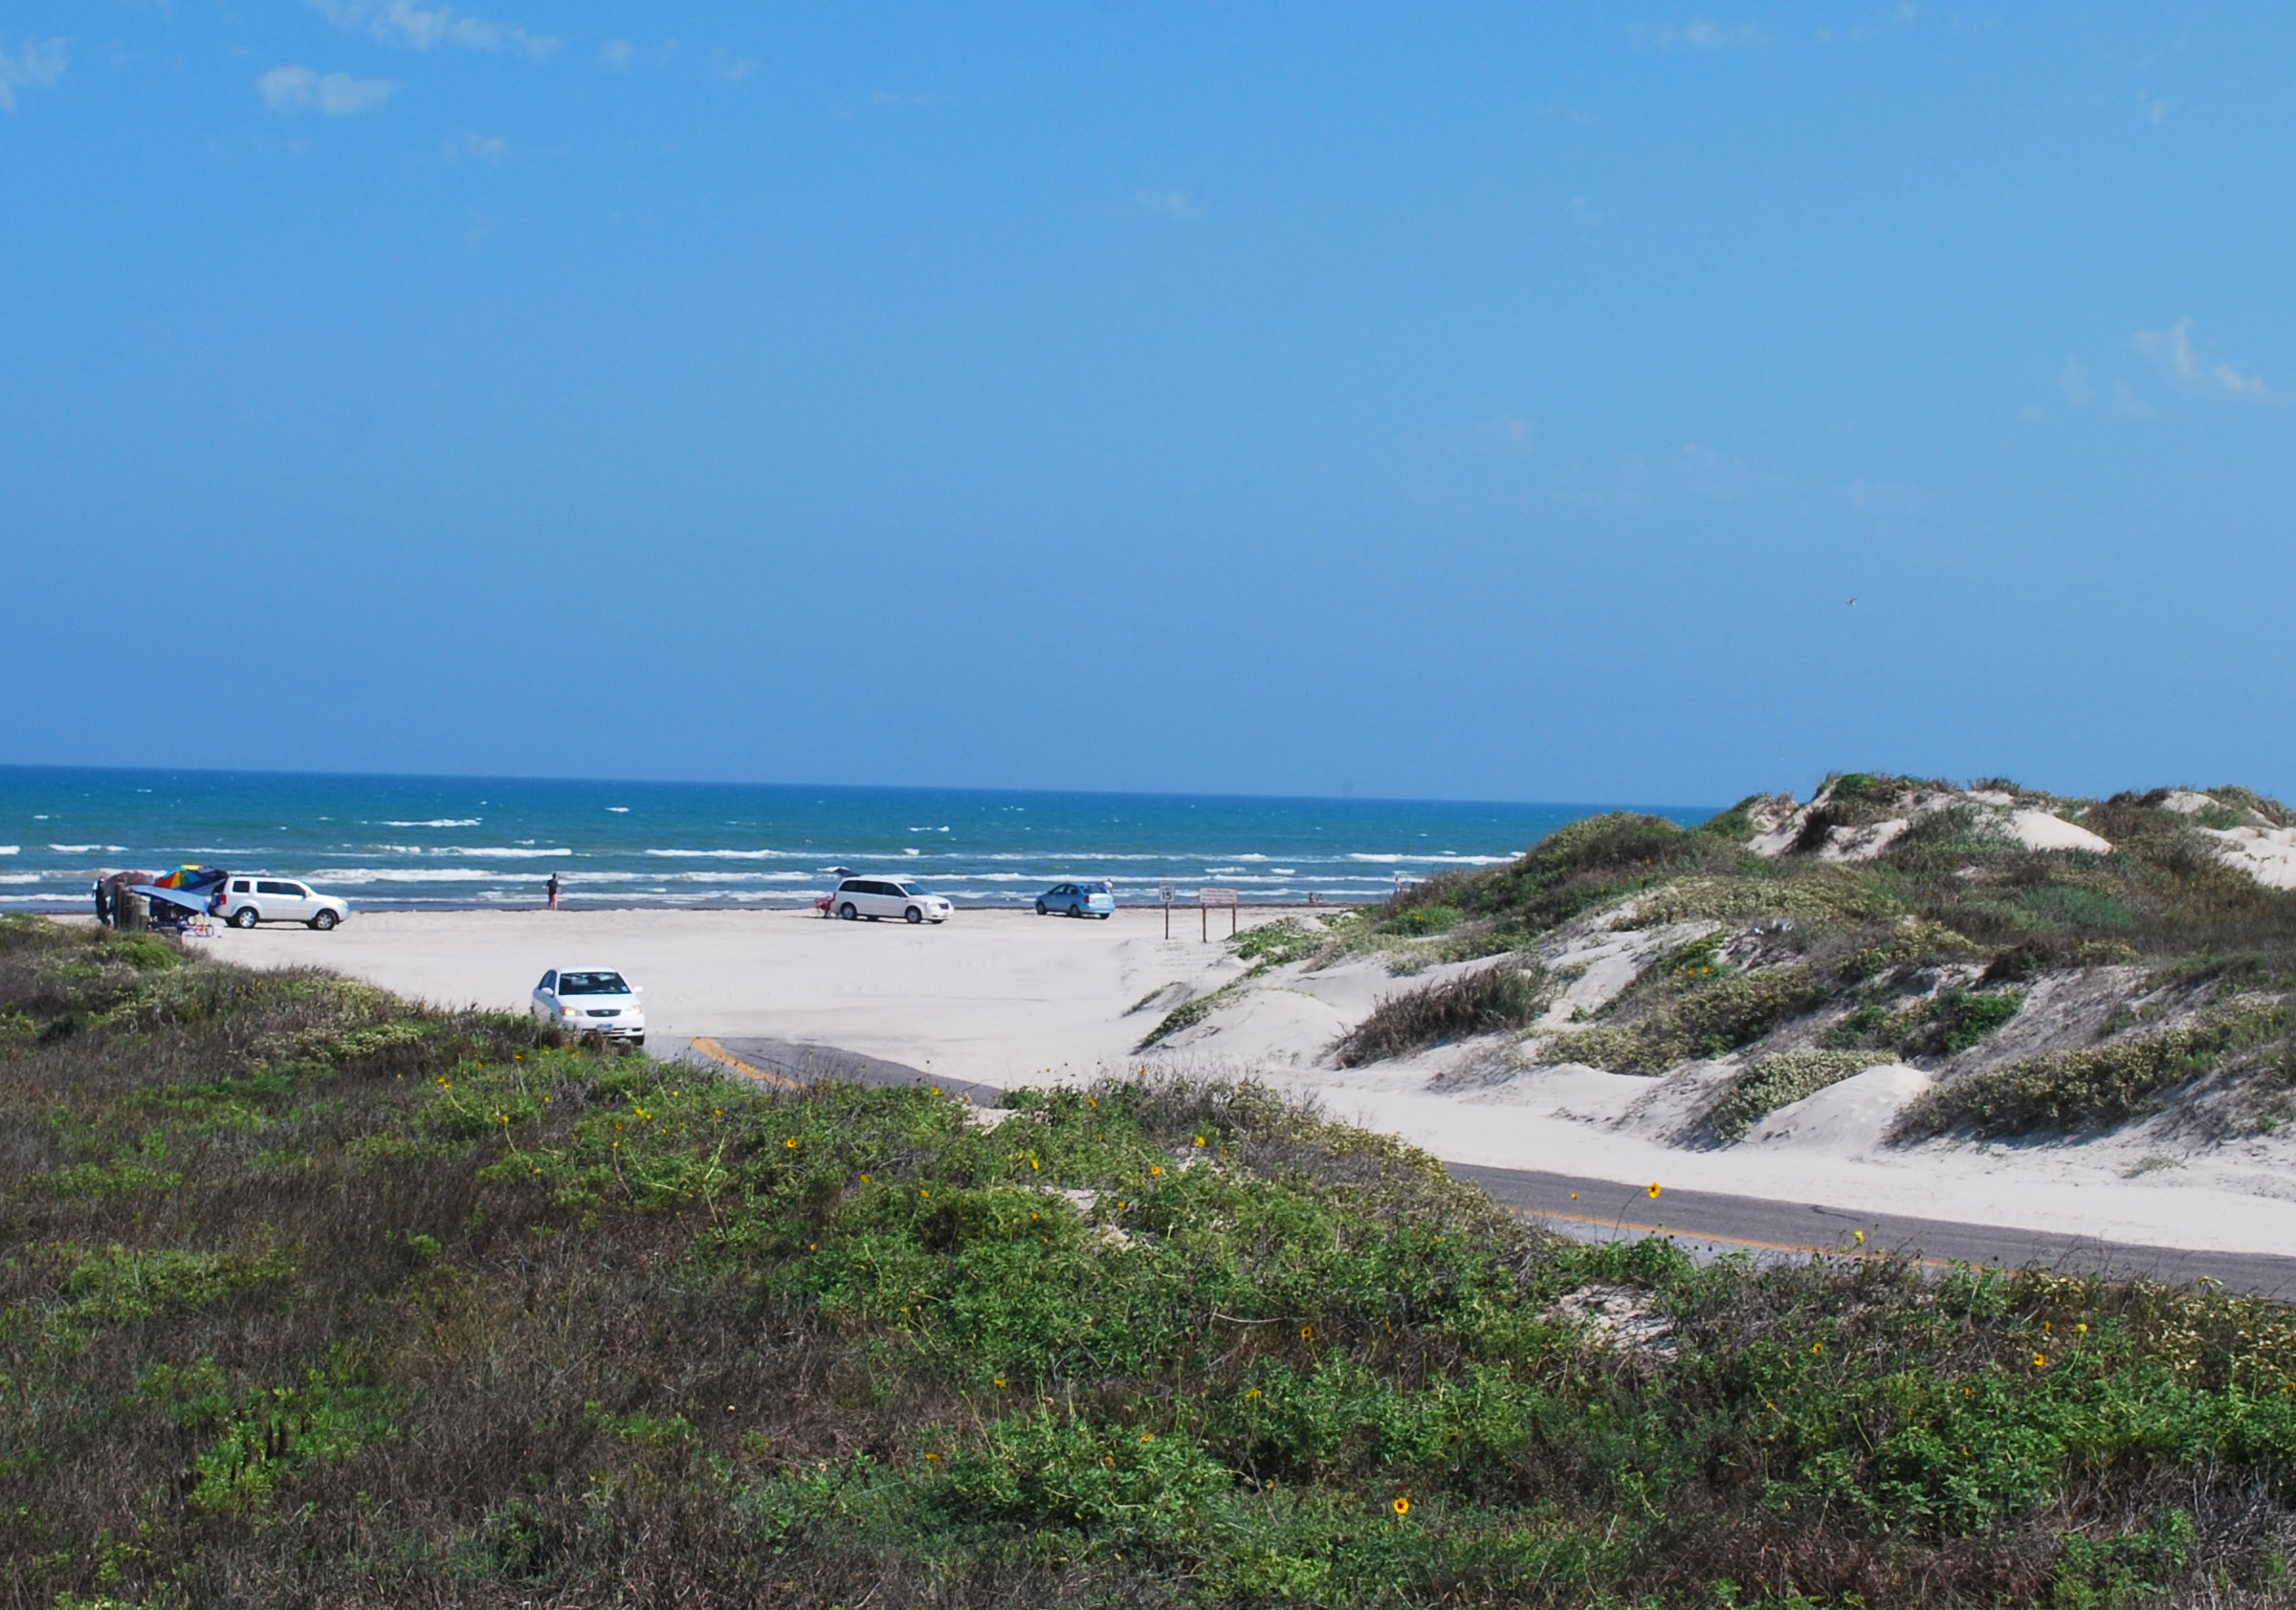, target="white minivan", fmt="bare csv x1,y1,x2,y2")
220,877,349,931
830,876,953,924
